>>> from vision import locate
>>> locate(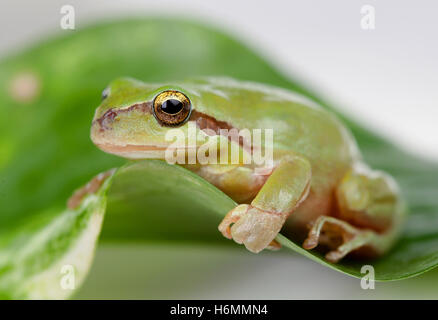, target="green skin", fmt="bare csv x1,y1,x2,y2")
90,76,405,262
